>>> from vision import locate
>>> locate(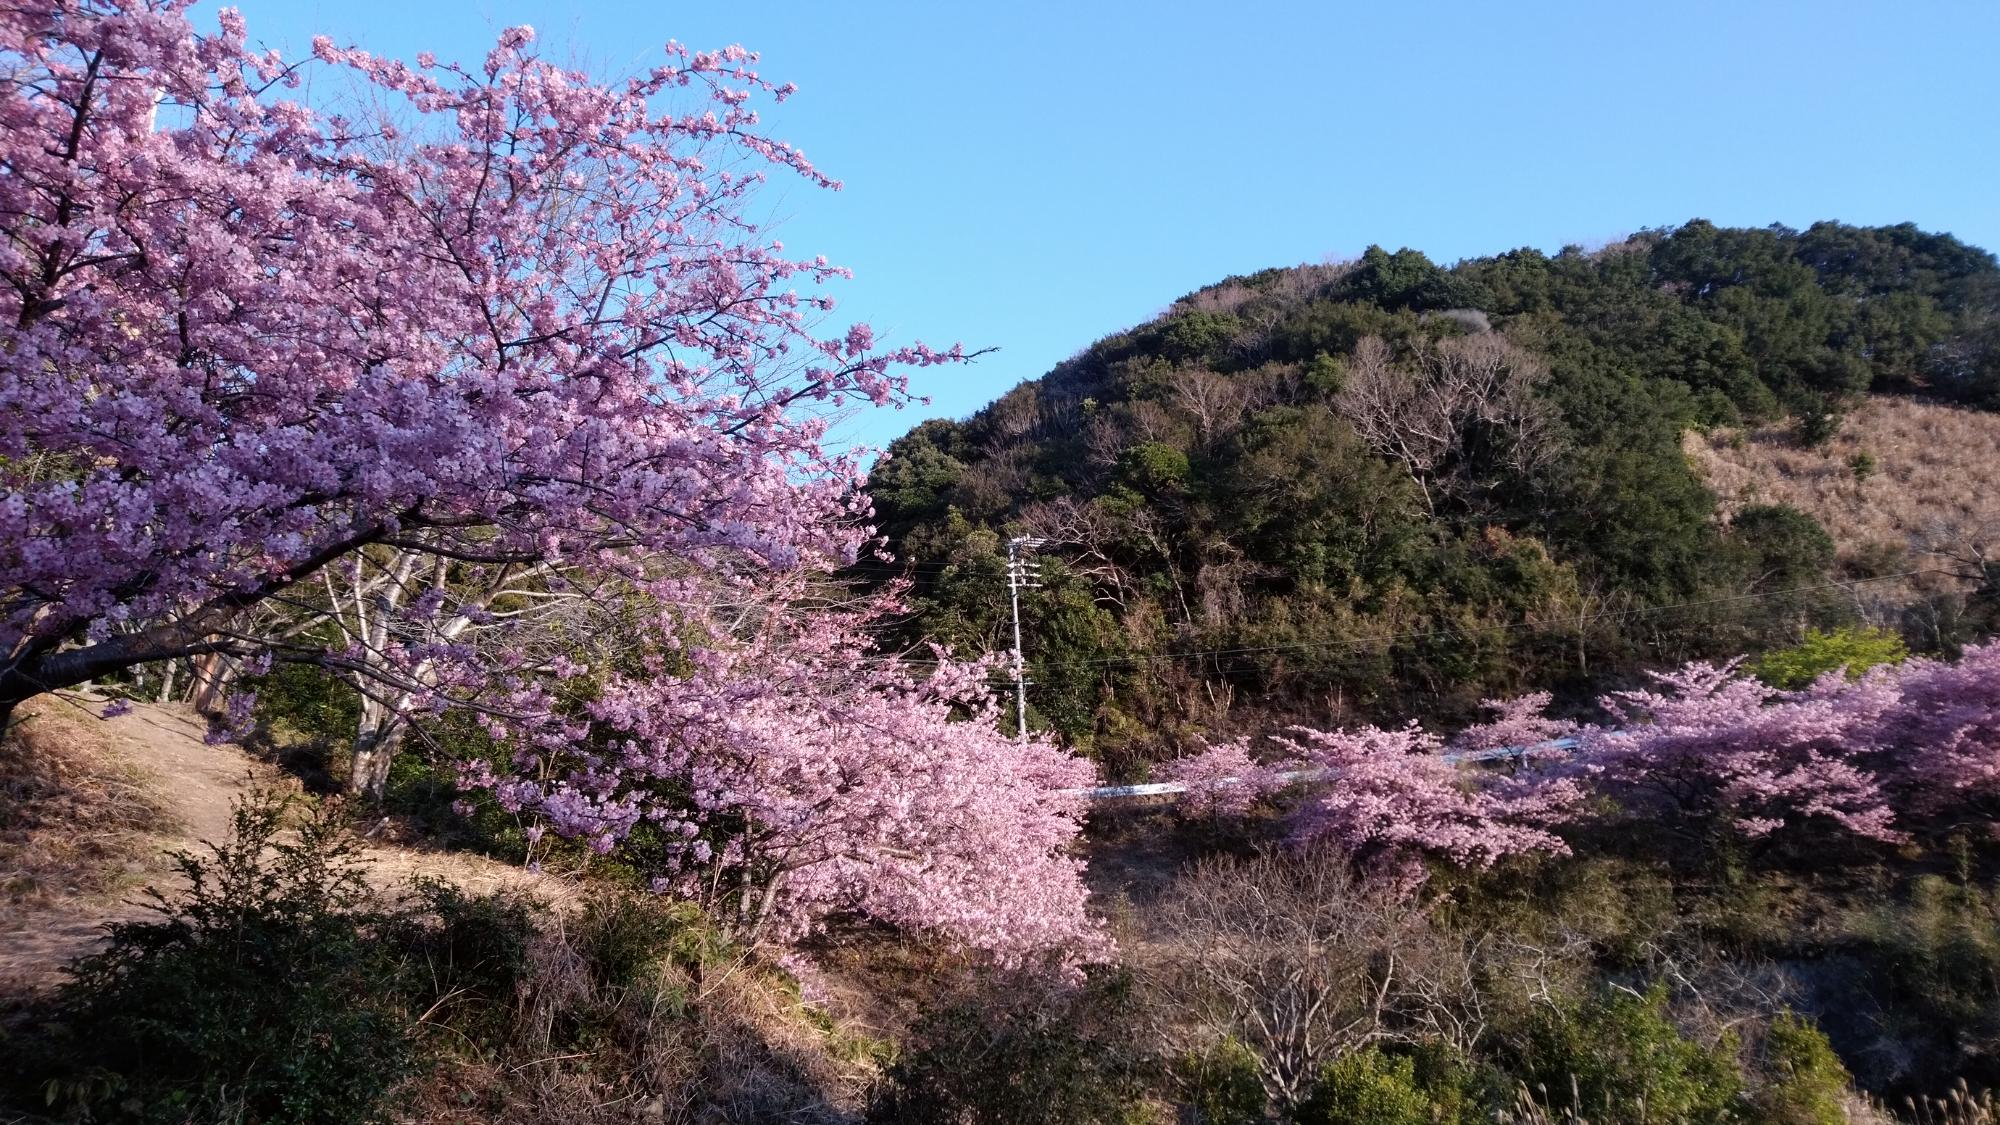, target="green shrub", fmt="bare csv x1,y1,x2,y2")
1752,626,1908,688
1517,983,1746,1124
1754,1013,1851,1125
1116,441,1191,495
1176,1037,1266,1124
574,891,719,992
1293,1047,1440,1125
26,791,416,1124
387,878,538,1040
1797,405,1844,447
